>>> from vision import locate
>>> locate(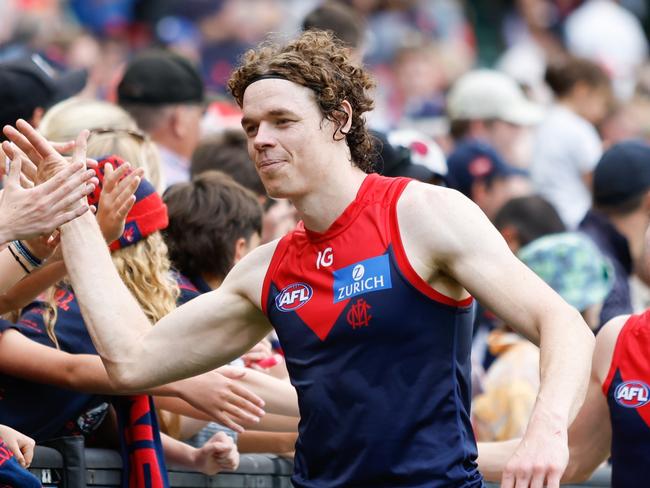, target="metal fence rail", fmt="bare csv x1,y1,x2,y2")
29,438,611,487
